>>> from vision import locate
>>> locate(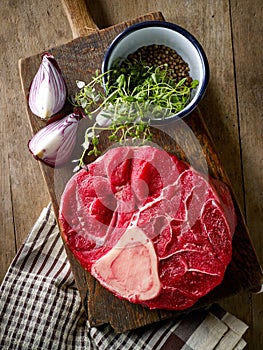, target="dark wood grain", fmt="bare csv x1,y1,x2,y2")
230,2,263,347
19,11,262,333
61,0,98,37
